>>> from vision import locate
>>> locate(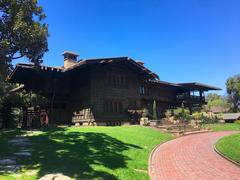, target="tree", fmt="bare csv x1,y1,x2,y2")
205,93,221,102
0,0,48,128
152,100,157,119
0,0,48,74
205,93,230,112
226,74,240,112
